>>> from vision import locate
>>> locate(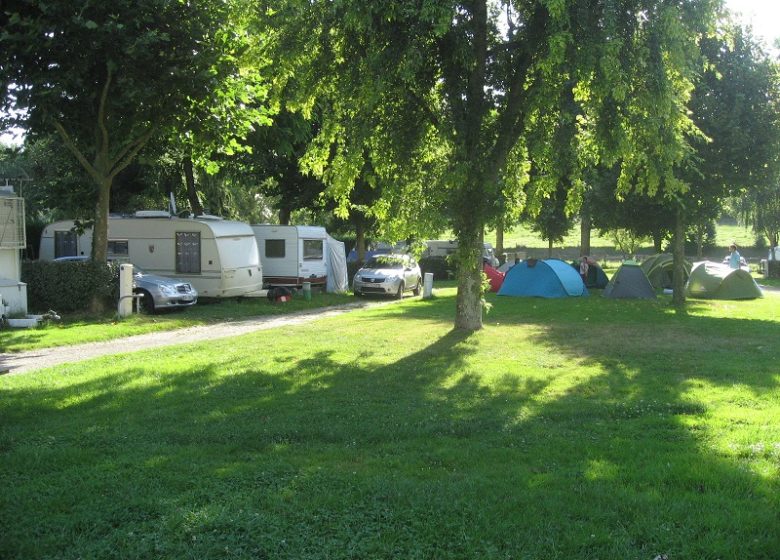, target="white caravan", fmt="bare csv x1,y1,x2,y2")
40,212,263,297
252,224,348,292
0,185,28,315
